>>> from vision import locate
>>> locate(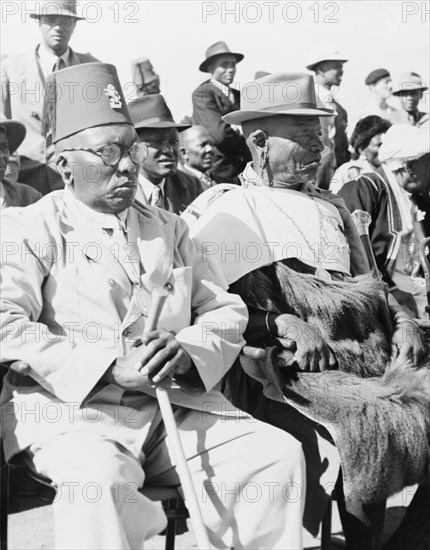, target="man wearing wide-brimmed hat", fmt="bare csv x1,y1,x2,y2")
306,44,350,185
393,71,429,128
1,61,309,550
1,0,99,195
185,71,428,549
128,94,203,213
131,56,161,97
0,115,42,207
192,41,251,183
